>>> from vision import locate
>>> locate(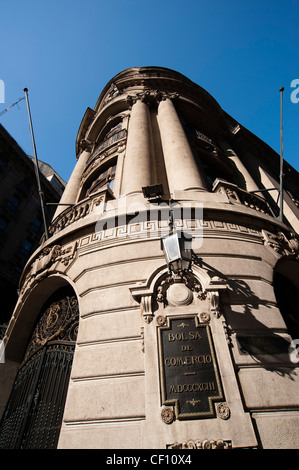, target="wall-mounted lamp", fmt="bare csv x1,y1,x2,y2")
142,184,164,201
161,230,192,275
